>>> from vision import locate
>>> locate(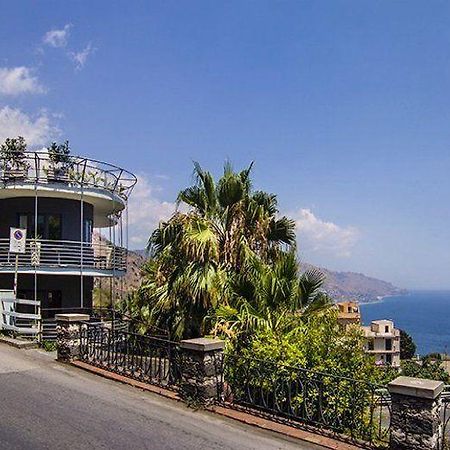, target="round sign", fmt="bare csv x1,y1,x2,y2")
14,230,23,240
